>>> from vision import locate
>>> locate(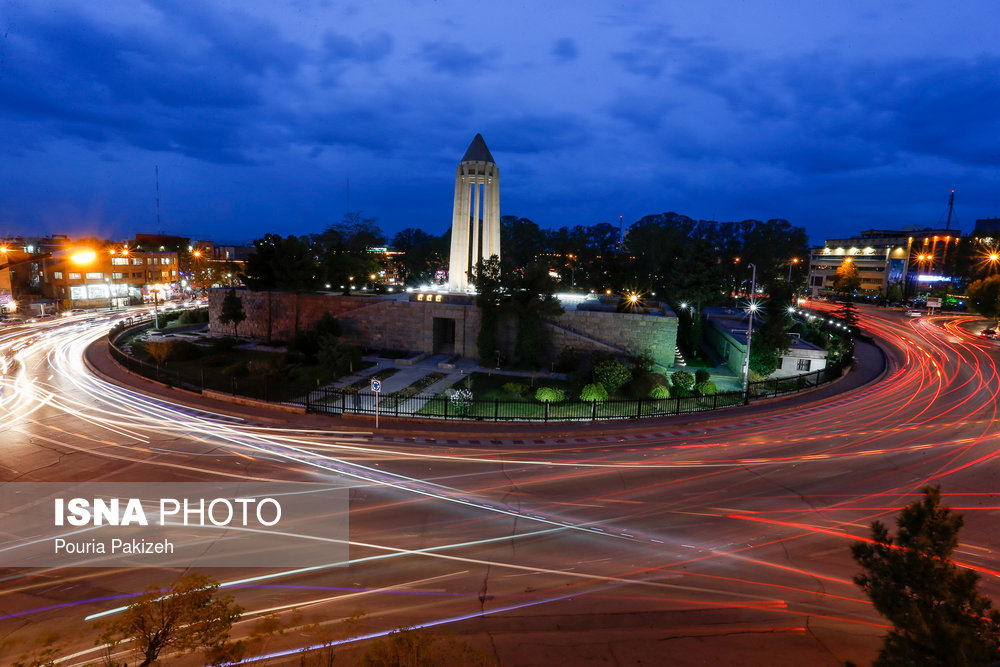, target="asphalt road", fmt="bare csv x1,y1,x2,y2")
1,306,998,666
